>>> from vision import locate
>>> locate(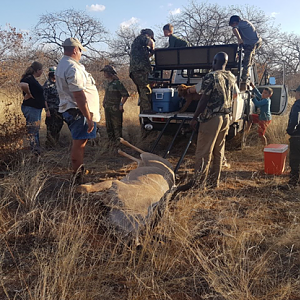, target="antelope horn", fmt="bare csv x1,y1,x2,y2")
119,138,144,154
118,149,141,164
